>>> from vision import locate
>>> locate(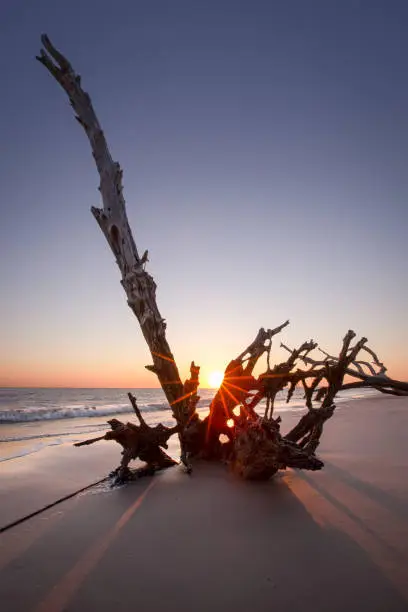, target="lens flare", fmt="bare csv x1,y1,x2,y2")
208,370,224,388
